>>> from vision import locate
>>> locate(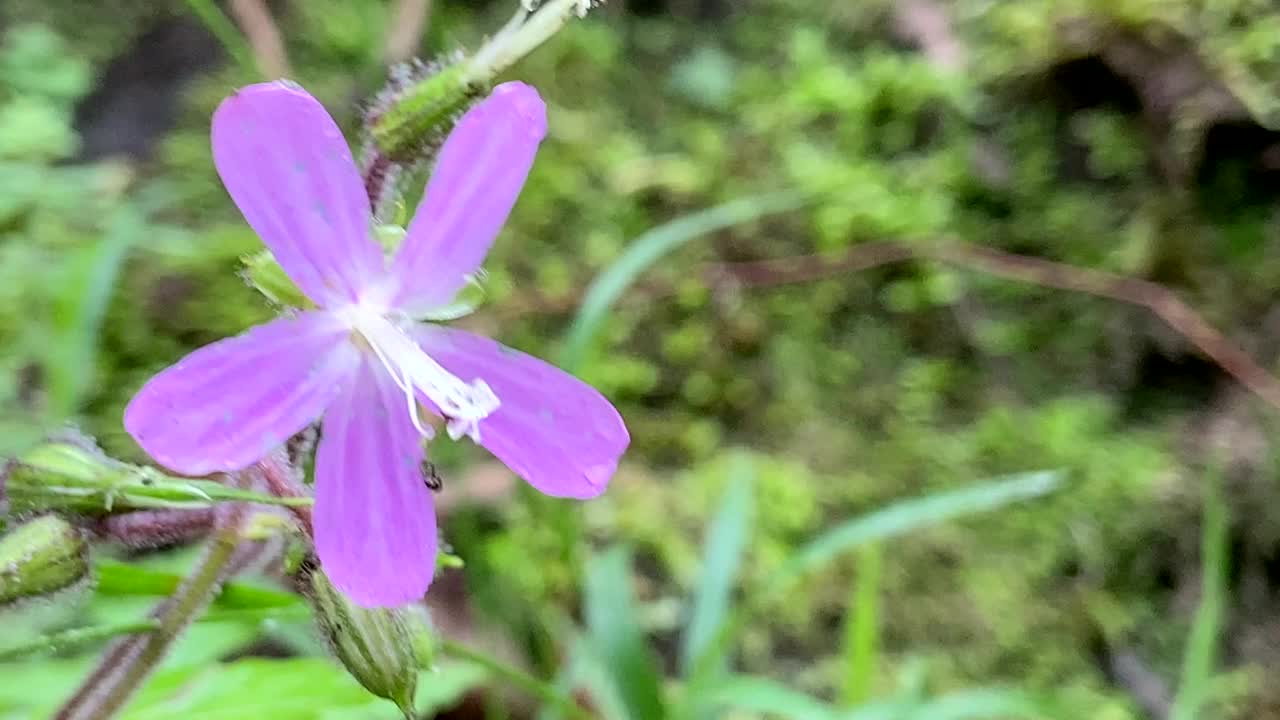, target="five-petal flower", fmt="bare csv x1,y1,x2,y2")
124,80,629,607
